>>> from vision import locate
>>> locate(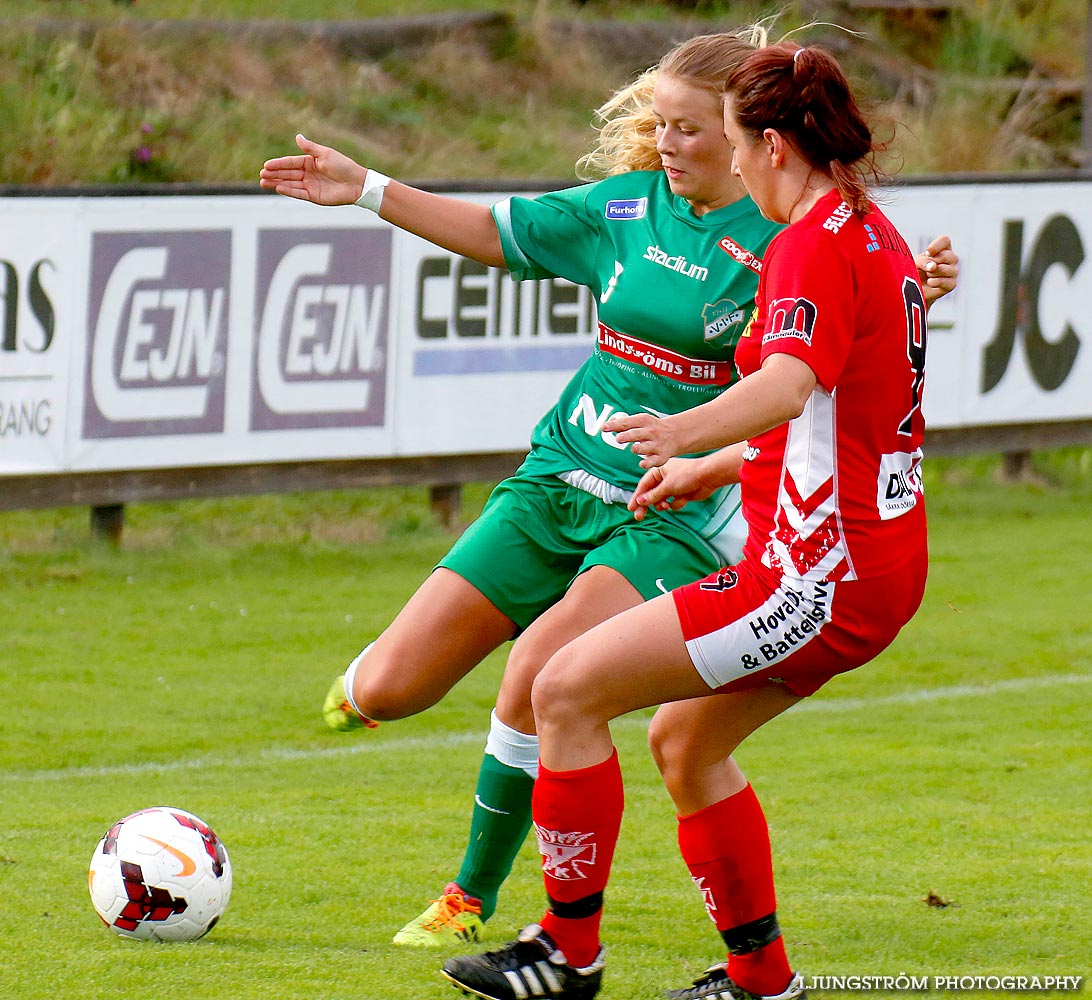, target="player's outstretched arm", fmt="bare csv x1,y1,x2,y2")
260,134,367,206
259,134,505,268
